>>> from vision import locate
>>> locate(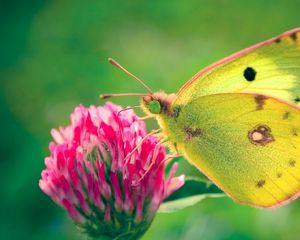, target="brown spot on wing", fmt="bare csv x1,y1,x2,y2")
290,32,298,42
257,180,266,188
248,125,274,146
292,128,299,136
274,37,281,43
277,172,282,178
282,111,291,120
289,159,296,167
185,127,203,140
254,95,267,110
